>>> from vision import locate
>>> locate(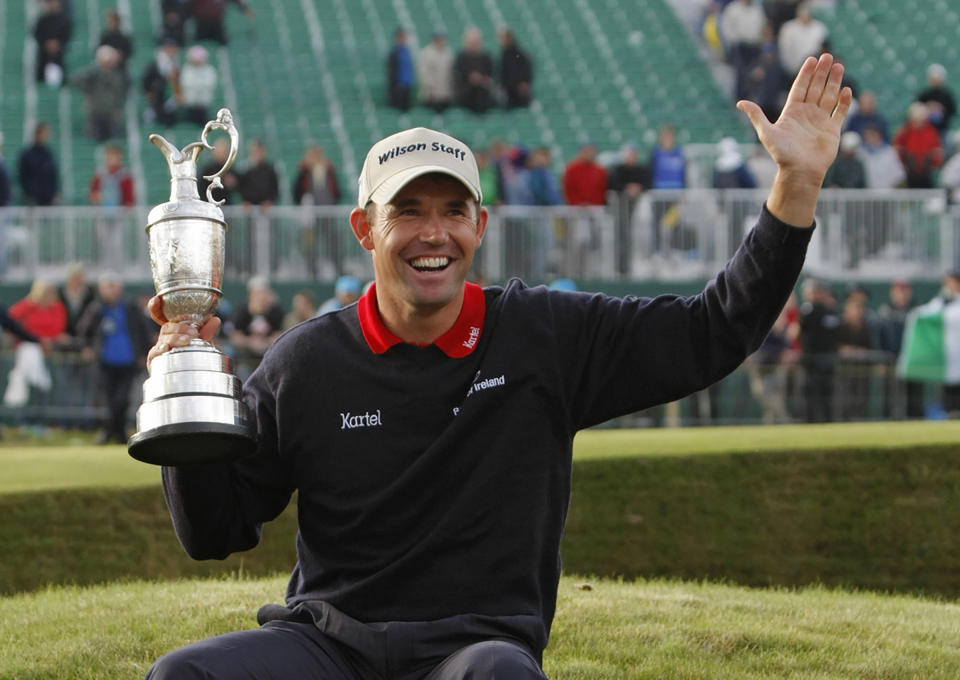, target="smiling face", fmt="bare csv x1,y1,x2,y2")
350,173,487,328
